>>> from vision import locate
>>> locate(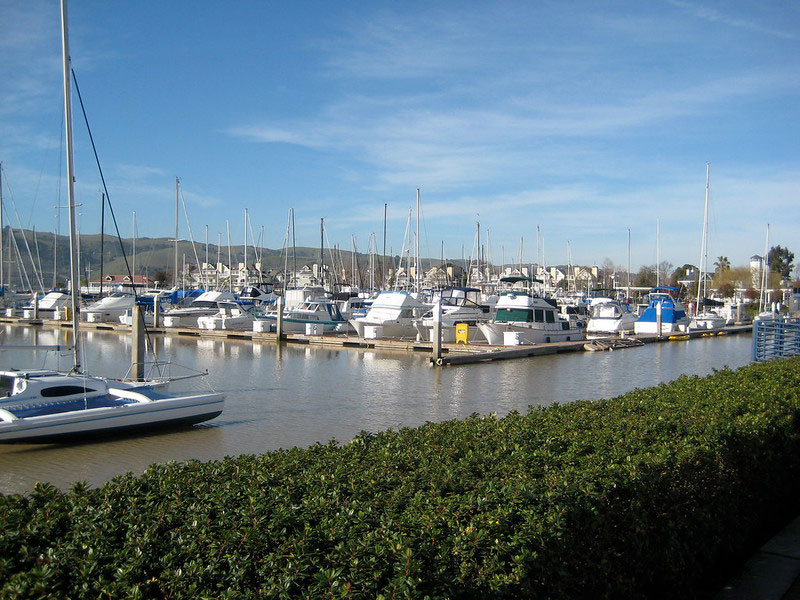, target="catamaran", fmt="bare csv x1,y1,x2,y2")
0,0,224,443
